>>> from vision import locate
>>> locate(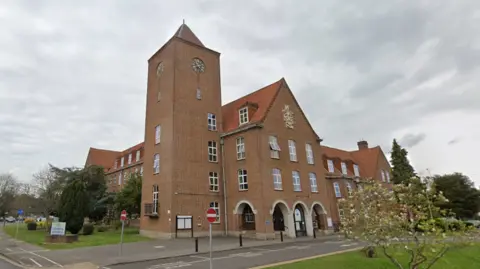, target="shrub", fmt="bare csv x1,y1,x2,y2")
82,223,94,235
114,220,123,230
97,225,109,232
37,221,46,229
27,222,37,231
24,218,35,224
